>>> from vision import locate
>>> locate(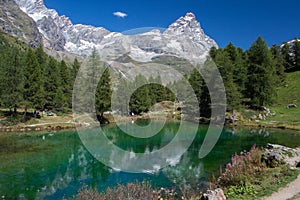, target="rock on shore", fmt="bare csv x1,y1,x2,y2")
262,143,300,168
